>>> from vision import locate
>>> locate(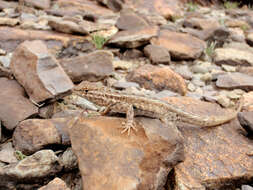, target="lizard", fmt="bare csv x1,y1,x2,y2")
74,81,243,135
